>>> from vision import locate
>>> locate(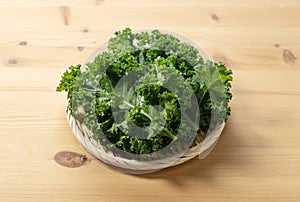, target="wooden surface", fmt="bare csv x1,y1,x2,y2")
0,0,300,201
